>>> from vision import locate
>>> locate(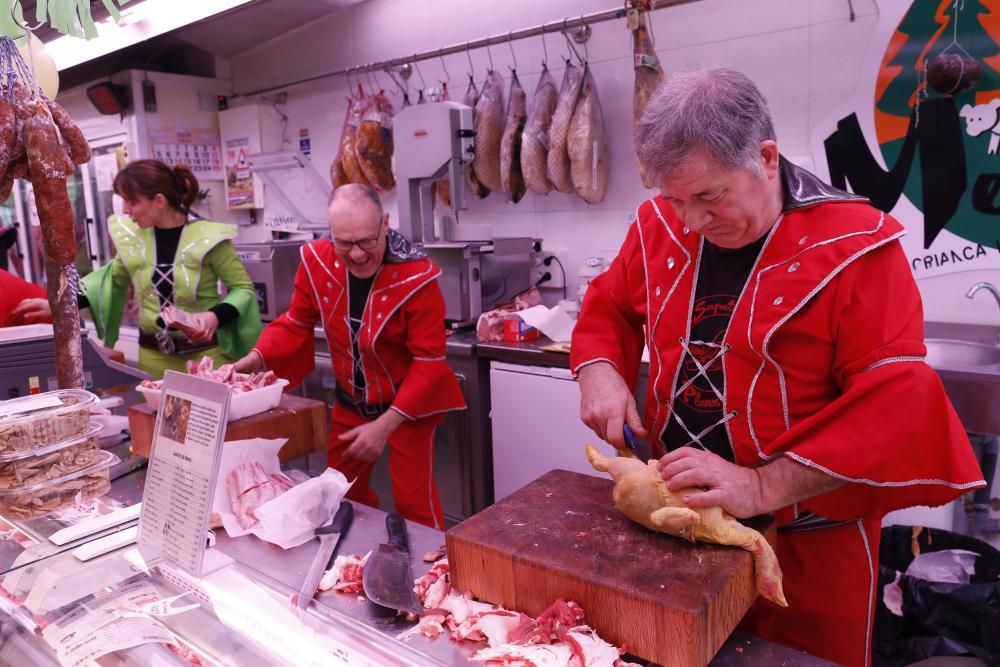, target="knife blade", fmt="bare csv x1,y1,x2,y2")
296,501,353,611
362,513,423,615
